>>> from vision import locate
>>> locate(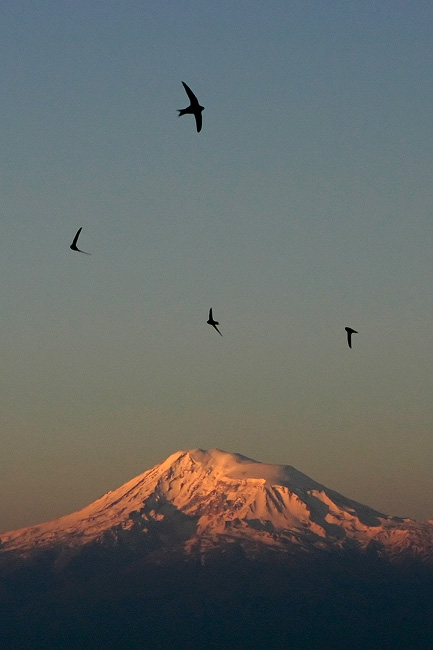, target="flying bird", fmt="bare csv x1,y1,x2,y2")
70,228,91,255
178,81,204,133
207,308,222,336
345,327,358,349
